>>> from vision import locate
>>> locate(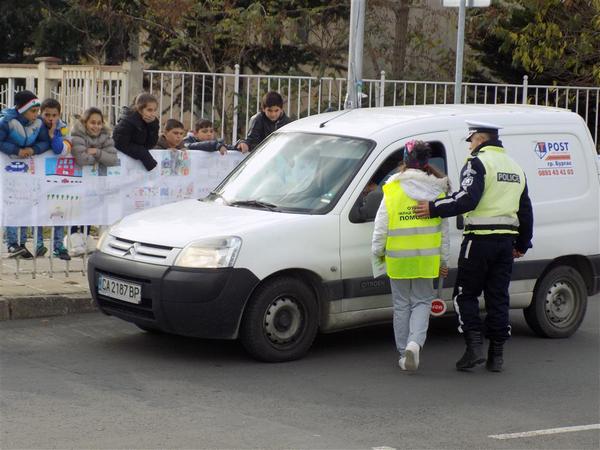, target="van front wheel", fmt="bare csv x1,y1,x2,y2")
240,277,318,362
524,266,587,338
